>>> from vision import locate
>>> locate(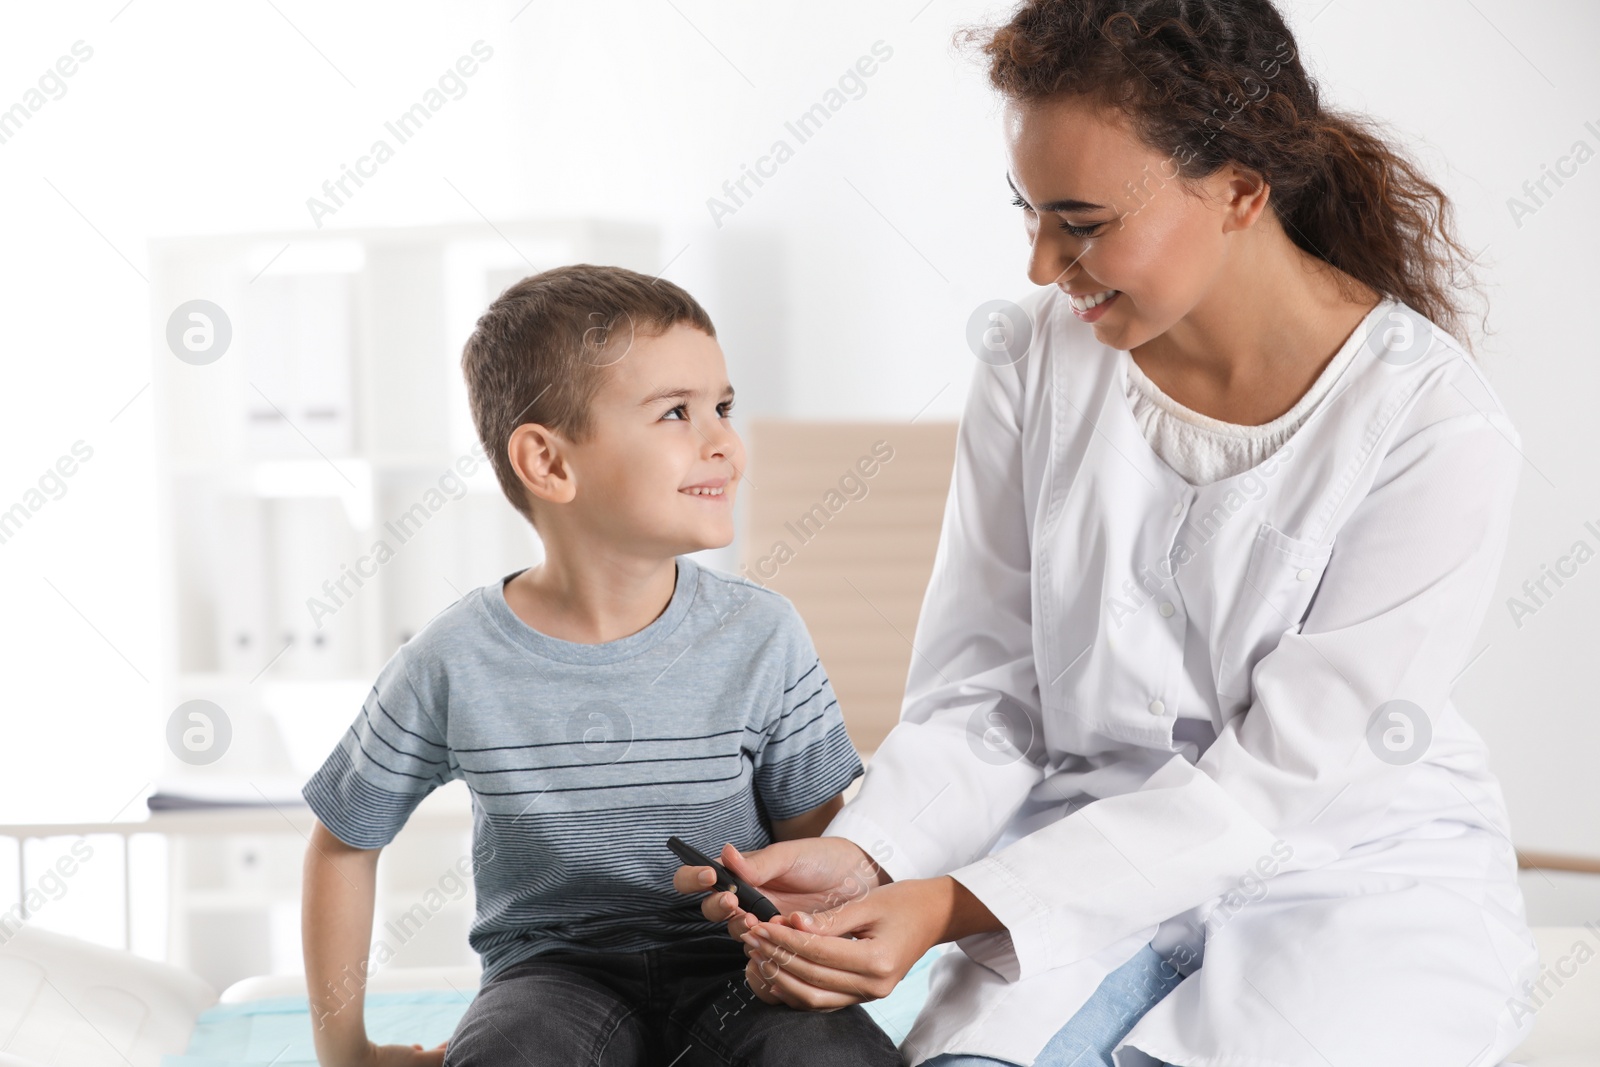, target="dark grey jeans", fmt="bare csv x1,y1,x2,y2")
442,934,904,1067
